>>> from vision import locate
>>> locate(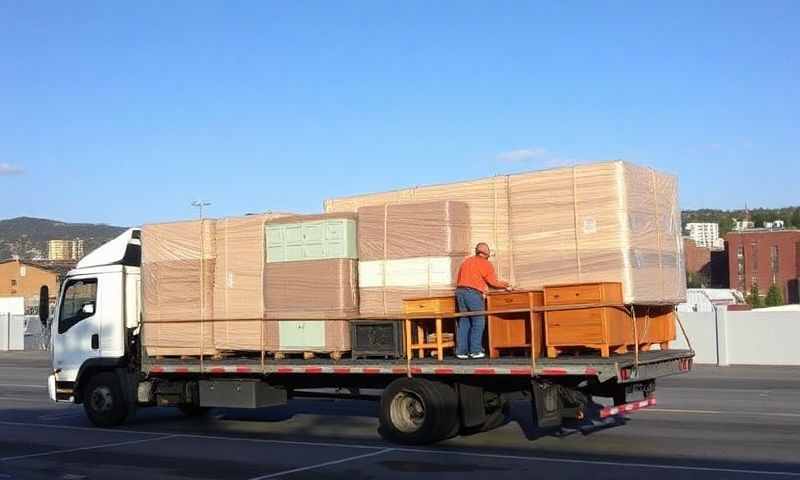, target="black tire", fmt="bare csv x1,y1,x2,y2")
177,403,210,417
379,378,459,445
83,372,129,428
